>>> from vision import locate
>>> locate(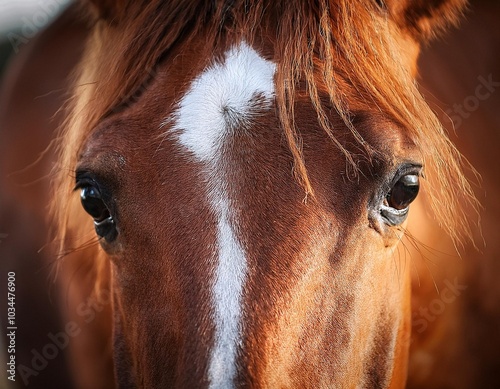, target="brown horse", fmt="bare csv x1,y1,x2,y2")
1,0,485,388
48,0,479,387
